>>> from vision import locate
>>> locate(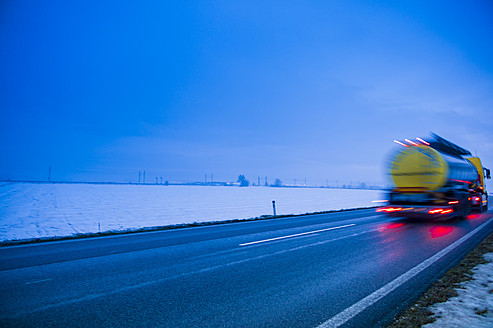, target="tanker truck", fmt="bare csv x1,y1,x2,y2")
377,133,490,219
